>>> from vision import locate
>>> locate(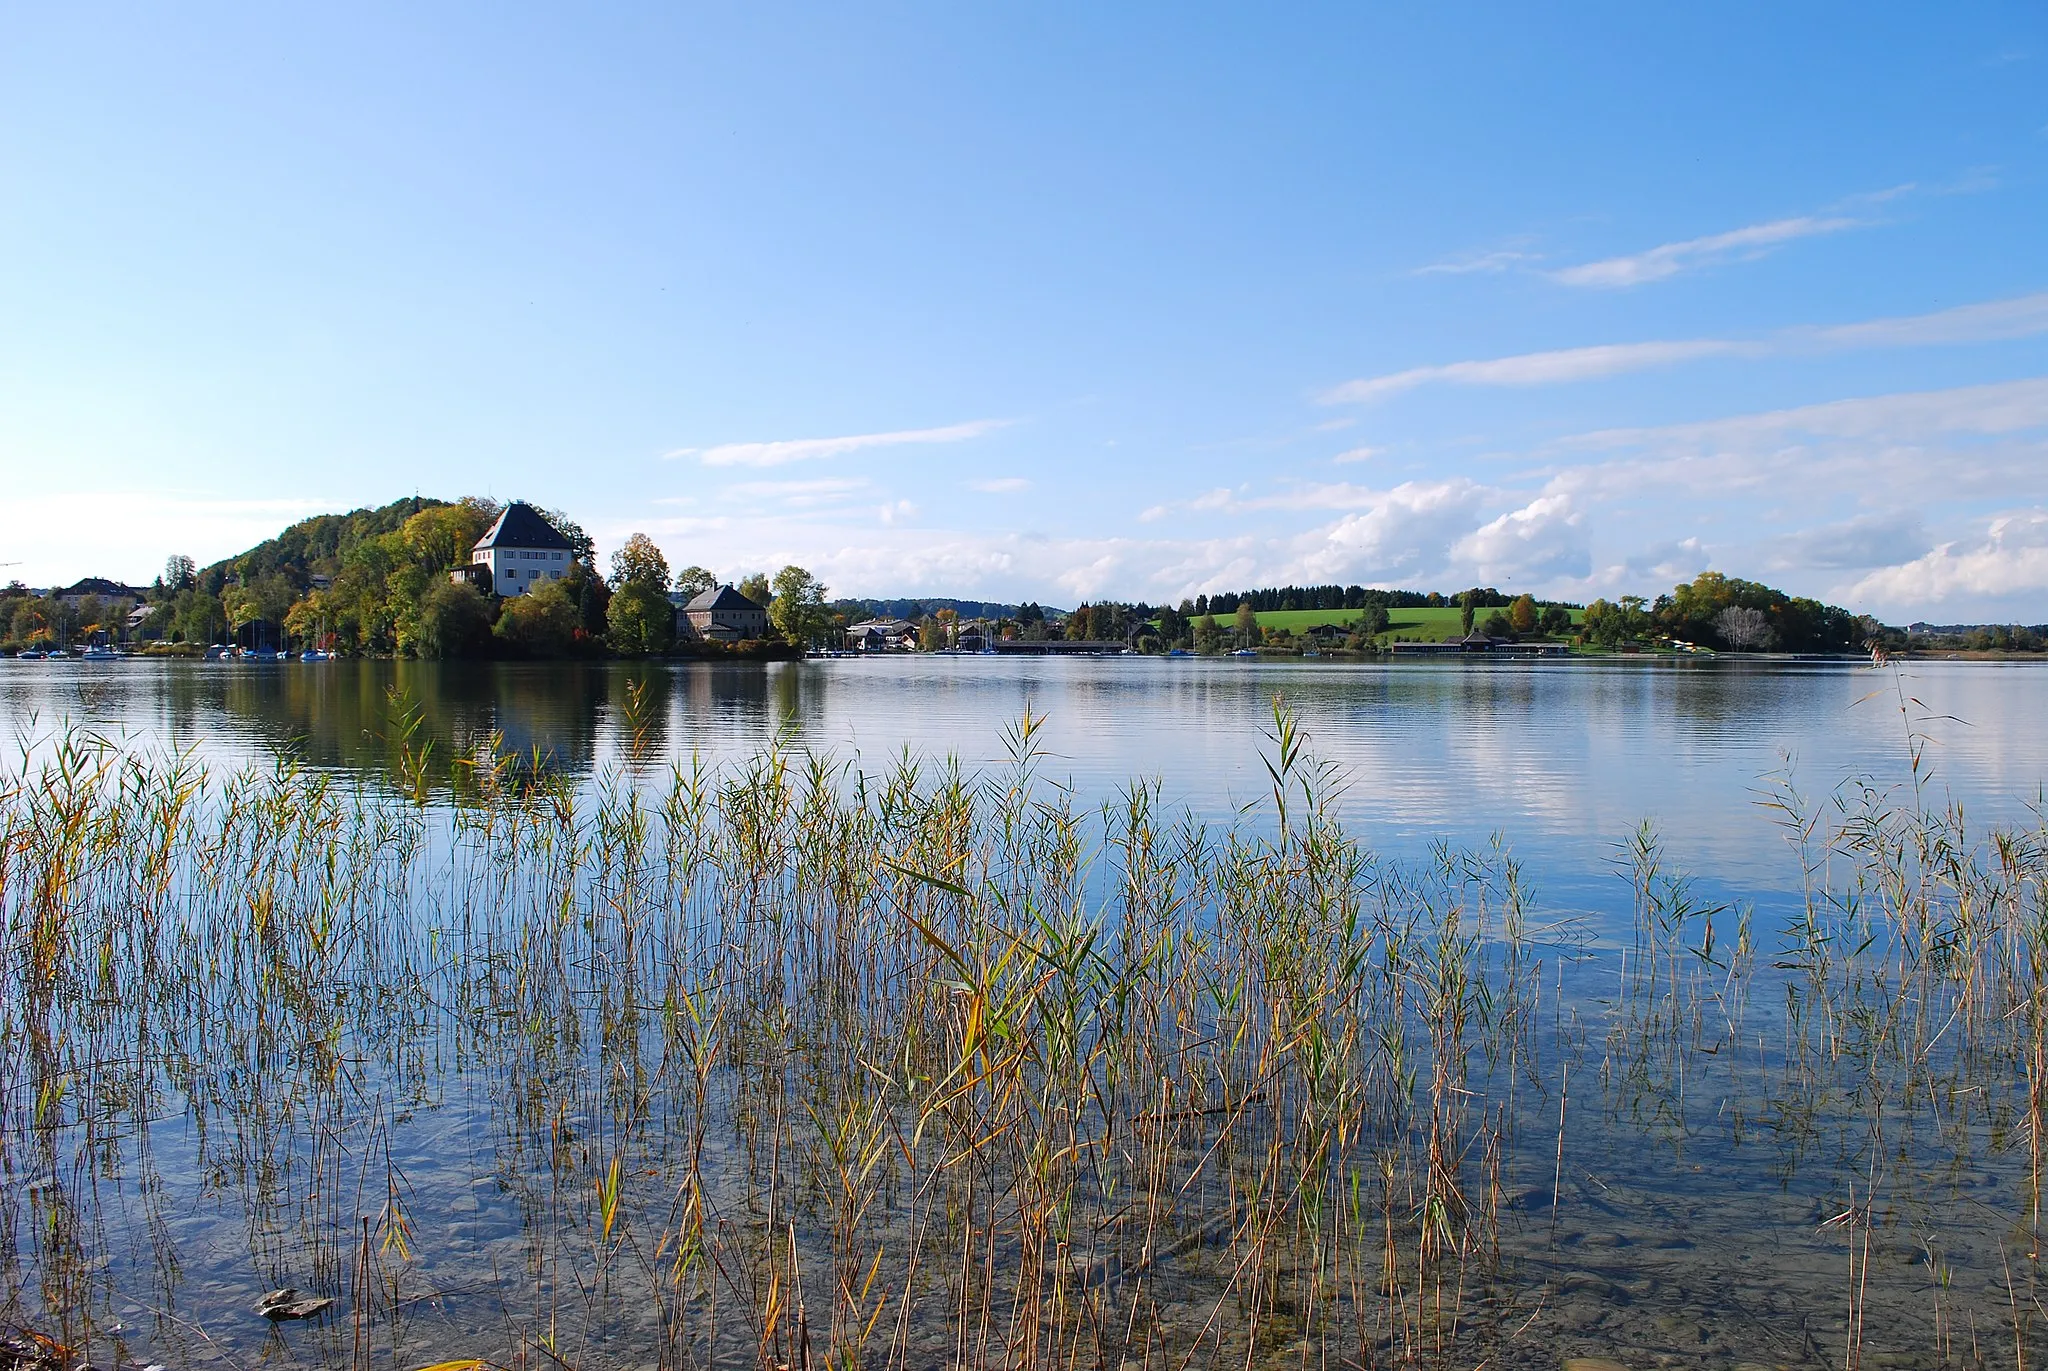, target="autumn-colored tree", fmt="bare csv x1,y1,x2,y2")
535,507,595,563
610,533,671,591
1509,594,1537,634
